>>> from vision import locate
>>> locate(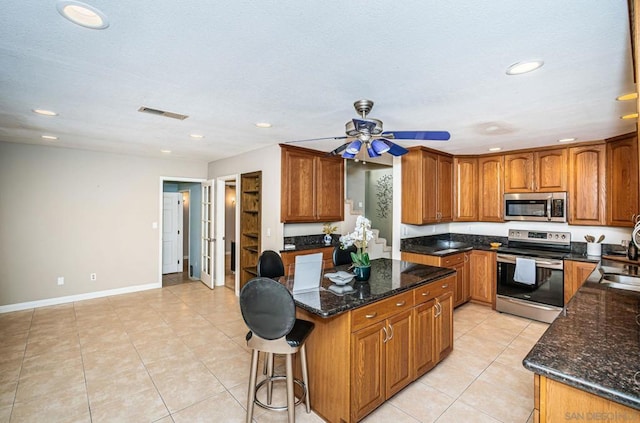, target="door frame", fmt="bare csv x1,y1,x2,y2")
215,174,240,294
158,177,206,285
